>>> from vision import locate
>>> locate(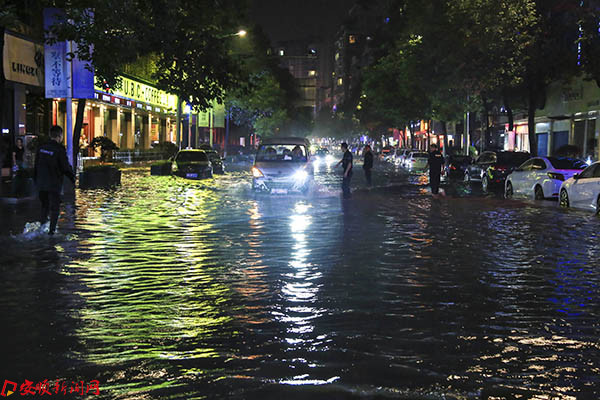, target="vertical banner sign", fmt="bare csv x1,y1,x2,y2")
43,8,68,98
